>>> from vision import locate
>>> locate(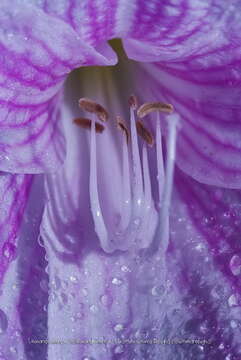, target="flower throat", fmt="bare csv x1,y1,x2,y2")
70,39,179,254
